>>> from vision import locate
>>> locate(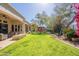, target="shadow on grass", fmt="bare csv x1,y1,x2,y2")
31,32,49,35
